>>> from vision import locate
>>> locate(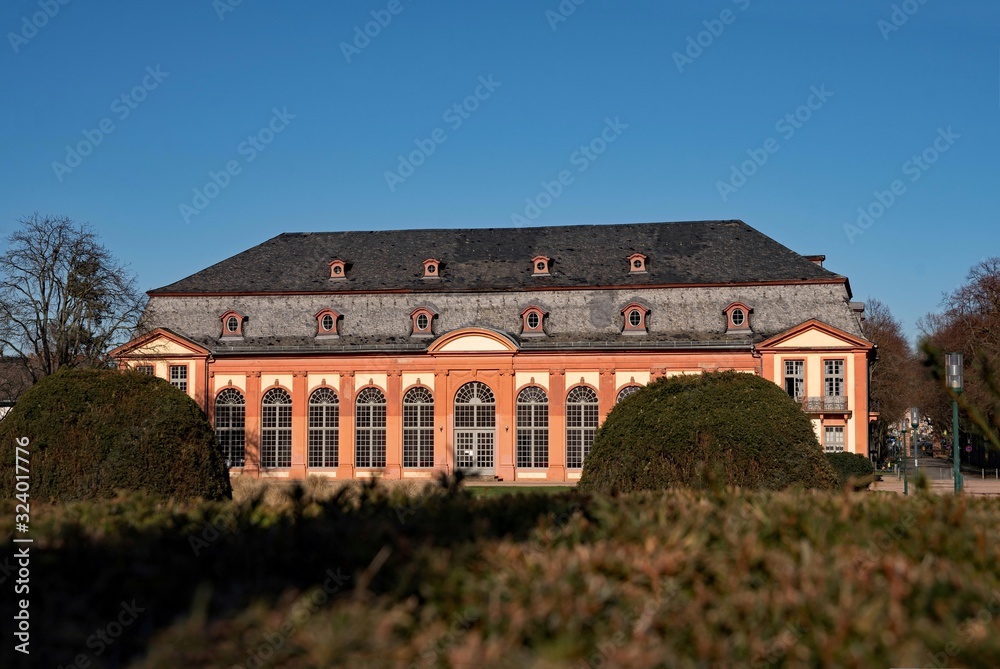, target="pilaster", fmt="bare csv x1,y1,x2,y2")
548,368,567,482
290,371,308,479
244,371,262,478
385,370,402,479
337,372,355,479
